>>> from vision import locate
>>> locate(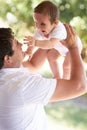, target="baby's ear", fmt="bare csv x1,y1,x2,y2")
54,19,59,25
